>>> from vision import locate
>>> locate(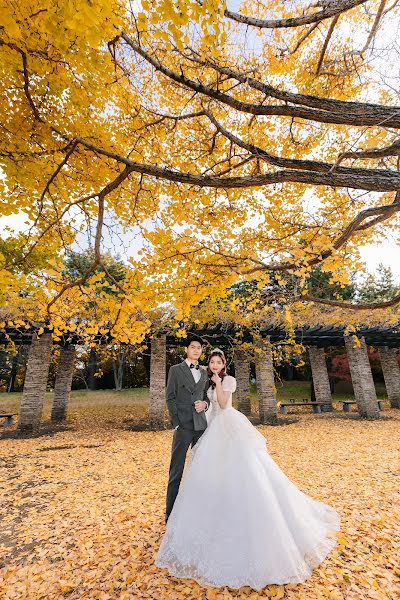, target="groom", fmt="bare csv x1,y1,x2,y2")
165,334,210,522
